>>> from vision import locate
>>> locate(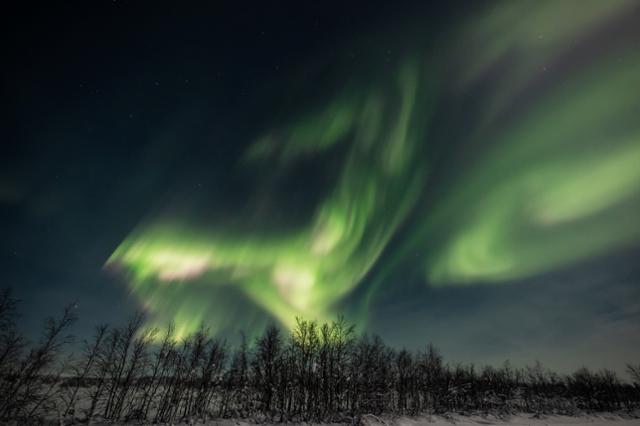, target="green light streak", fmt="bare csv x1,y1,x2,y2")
424,38,640,285
108,62,432,335
107,0,640,336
